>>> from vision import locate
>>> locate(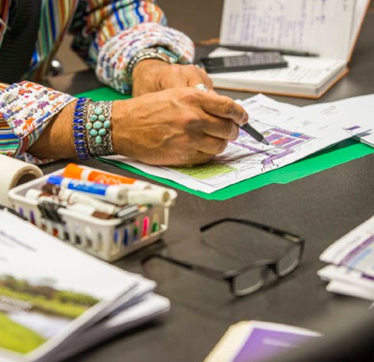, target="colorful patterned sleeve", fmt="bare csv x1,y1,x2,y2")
0,81,75,164
72,0,195,94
